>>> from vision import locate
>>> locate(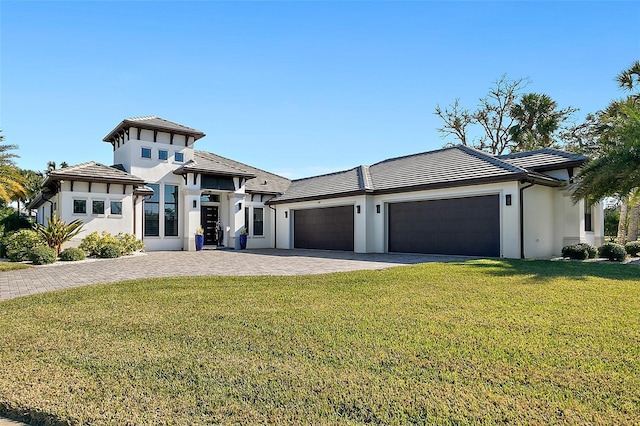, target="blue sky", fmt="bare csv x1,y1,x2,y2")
2,1,638,179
